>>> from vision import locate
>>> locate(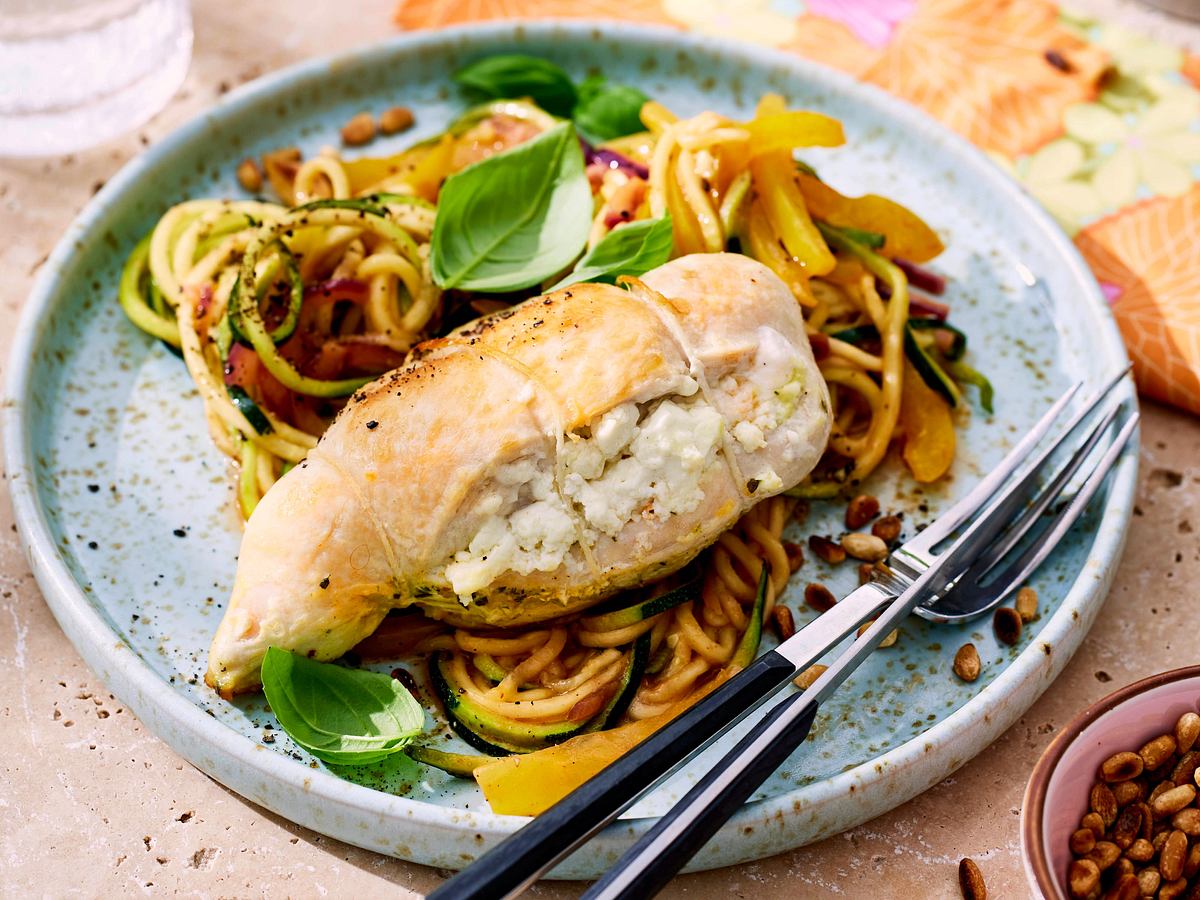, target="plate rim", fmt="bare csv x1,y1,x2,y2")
2,19,1139,873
